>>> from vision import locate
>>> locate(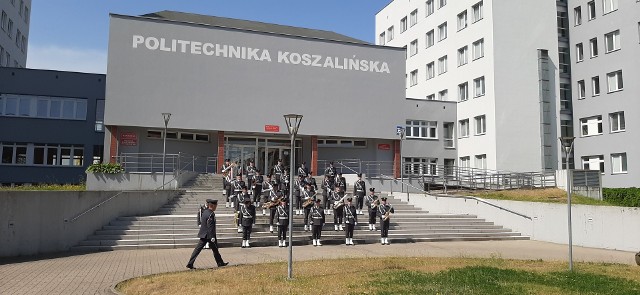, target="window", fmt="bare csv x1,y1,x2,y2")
457,11,467,31
587,1,596,20
560,83,572,111
95,99,105,132
410,9,418,27
561,119,574,138
602,0,618,14
444,159,455,175
609,112,625,132
0,94,88,120
426,94,435,100
438,22,447,41
558,11,569,38
23,6,28,24
404,157,437,176
472,1,483,23
475,115,486,135
458,82,469,102
387,26,394,42
0,143,85,166
559,47,571,74
472,39,484,60
410,69,418,86
0,45,4,66
607,70,623,92
576,43,584,62
378,32,385,45
1,143,27,165
577,80,586,99
438,89,448,101
605,30,620,52
438,55,447,74
475,154,487,170
319,139,366,148
406,120,438,139
426,62,435,80
459,119,469,138
580,116,603,136
15,30,21,48
8,19,13,38
425,30,434,48
410,39,419,56
400,17,408,33
438,0,447,9
589,38,598,57
473,76,485,97
457,46,468,66
582,155,604,173
611,153,627,174
574,7,582,26
426,0,434,17
403,45,408,59
1,11,6,31
459,156,470,168
592,76,600,96
20,36,25,52
443,123,455,148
